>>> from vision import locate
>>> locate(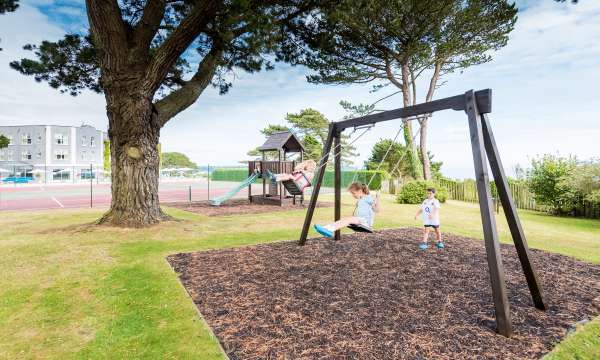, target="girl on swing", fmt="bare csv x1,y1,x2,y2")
314,182,380,238
266,159,316,193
